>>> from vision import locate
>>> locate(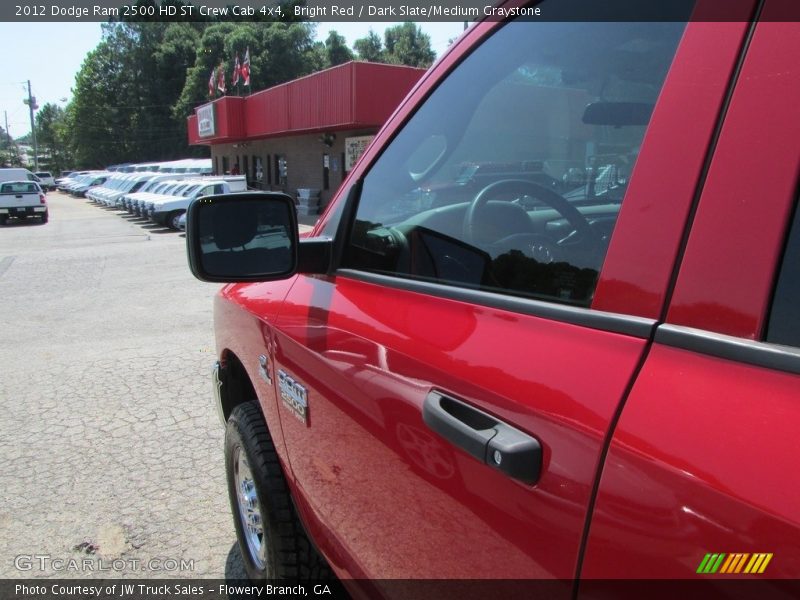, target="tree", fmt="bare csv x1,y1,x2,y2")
0,125,22,167
383,22,436,68
68,19,210,167
354,30,384,62
173,22,321,119
324,31,354,67
68,38,131,167
35,103,73,173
